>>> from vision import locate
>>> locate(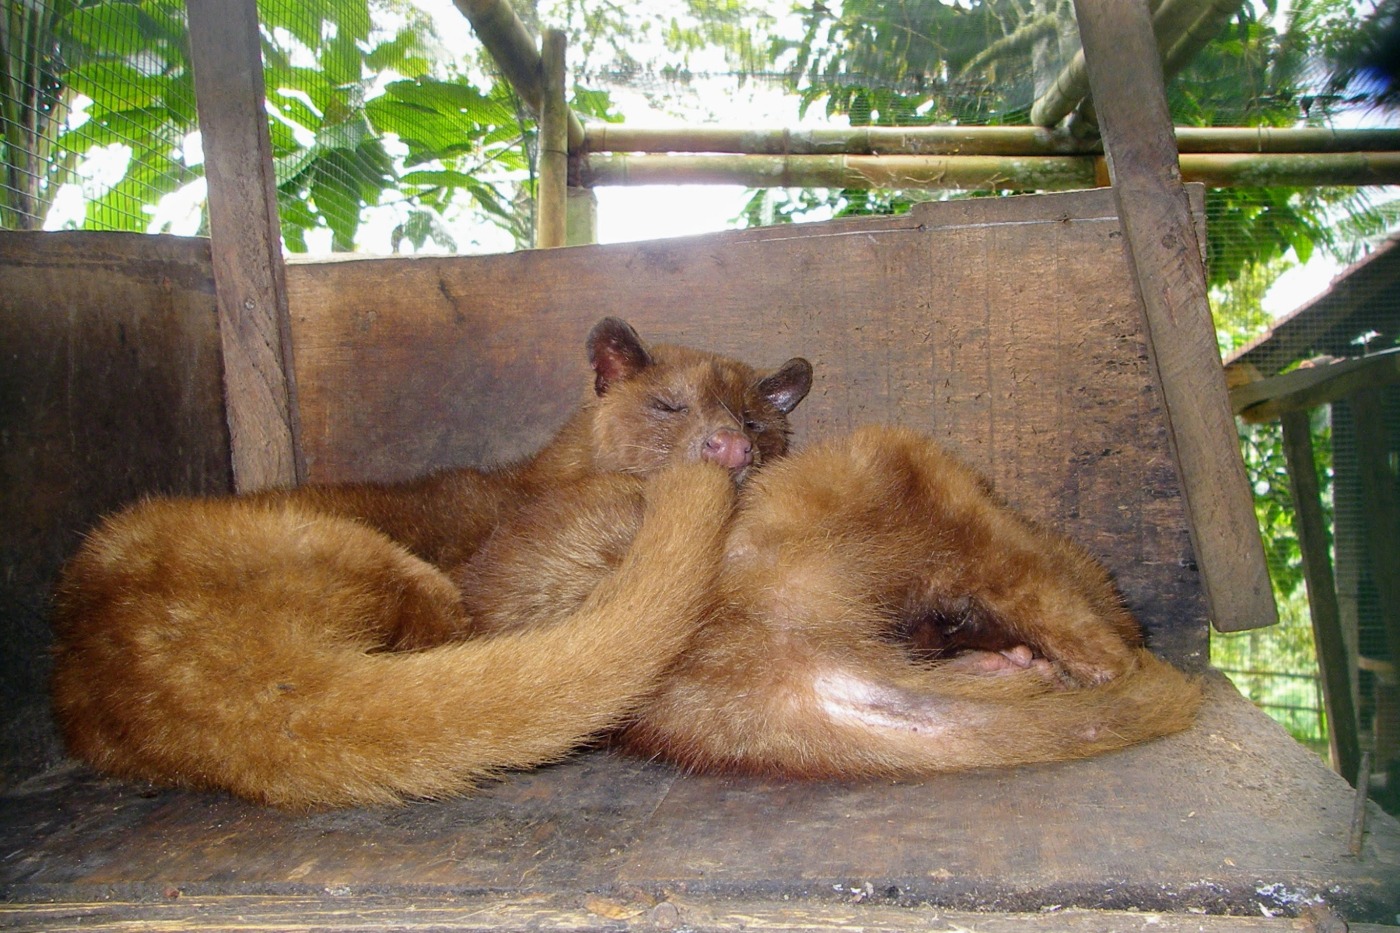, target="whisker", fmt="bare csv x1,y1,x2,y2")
712,393,740,426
